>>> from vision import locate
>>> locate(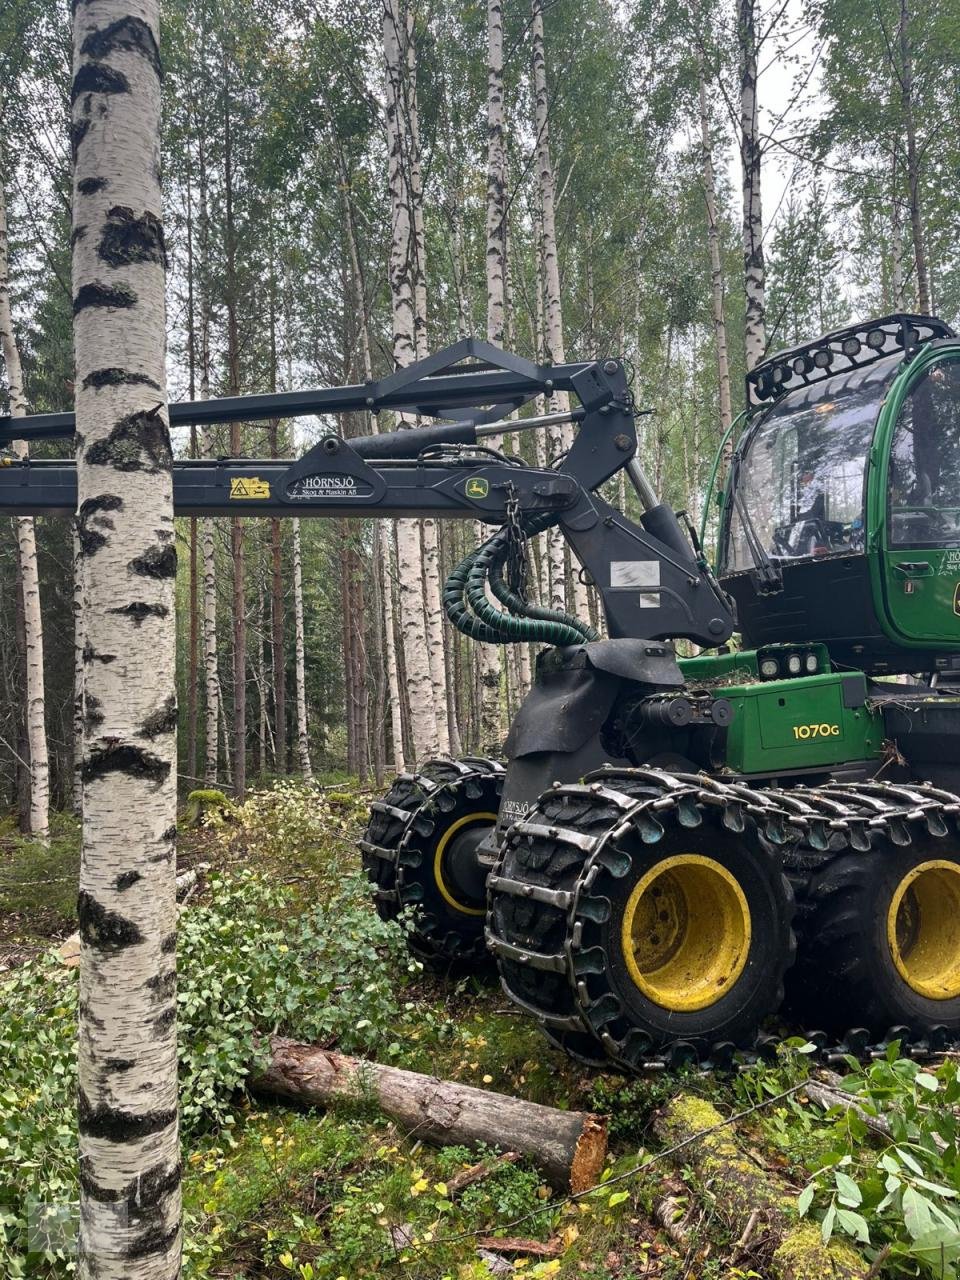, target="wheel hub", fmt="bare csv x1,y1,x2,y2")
887,859,960,1000
621,854,752,1013
434,813,496,916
